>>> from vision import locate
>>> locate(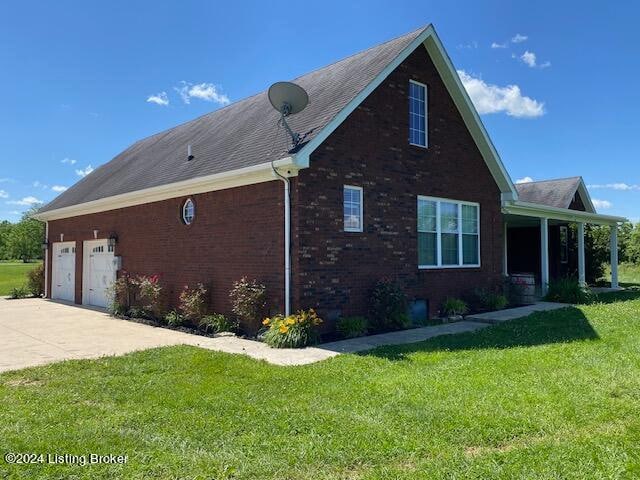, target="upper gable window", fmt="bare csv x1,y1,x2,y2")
409,80,427,147
182,198,195,225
